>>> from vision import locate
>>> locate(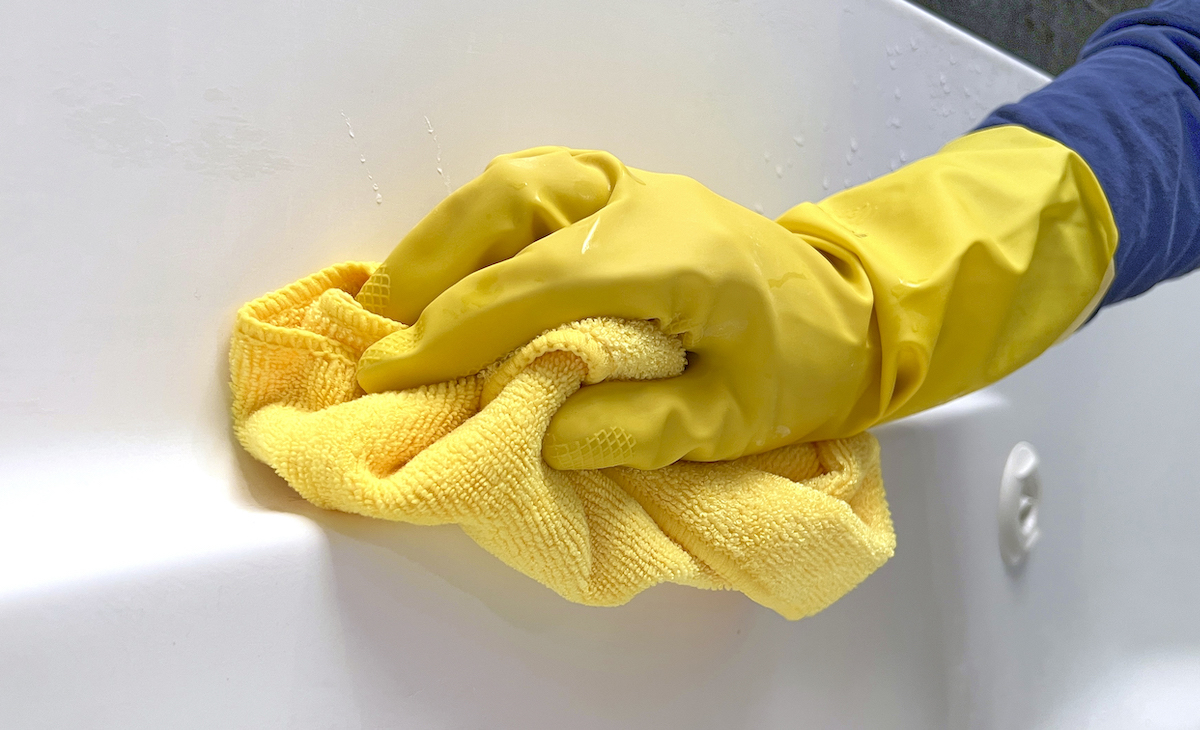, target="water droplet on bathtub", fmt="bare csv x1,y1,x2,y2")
843,178,851,188
764,152,771,162
348,130,355,138
850,137,858,151
754,202,764,213
376,193,383,204
793,135,805,147
911,37,918,50
900,150,908,162
894,87,901,99
775,165,784,177
372,183,379,191
890,159,898,170
360,155,366,163
822,176,830,190
845,152,853,165
890,60,897,70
